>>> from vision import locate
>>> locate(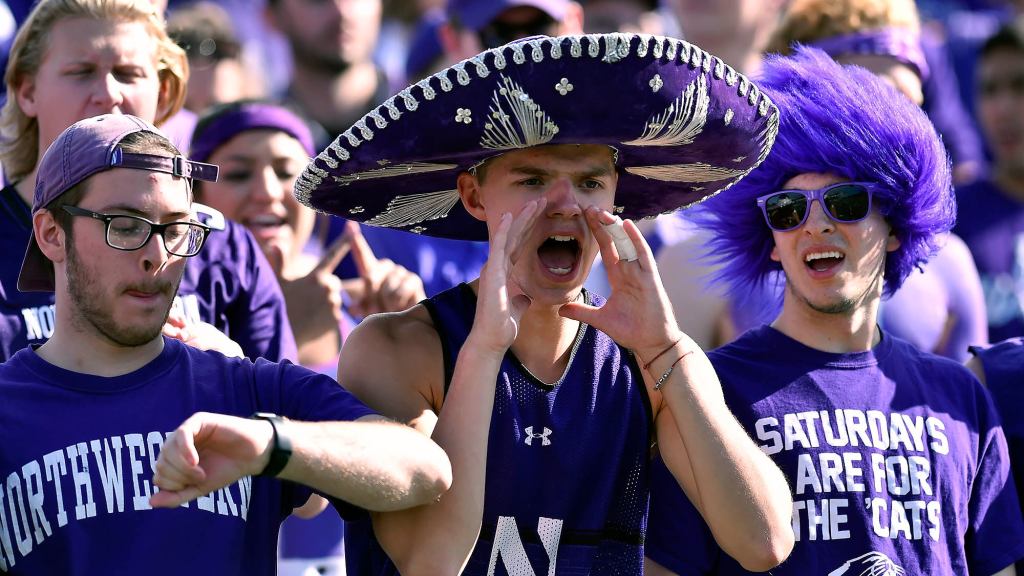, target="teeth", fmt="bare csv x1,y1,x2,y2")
548,267,571,275
251,215,283,225
549,235,574,242
805,251,843,262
